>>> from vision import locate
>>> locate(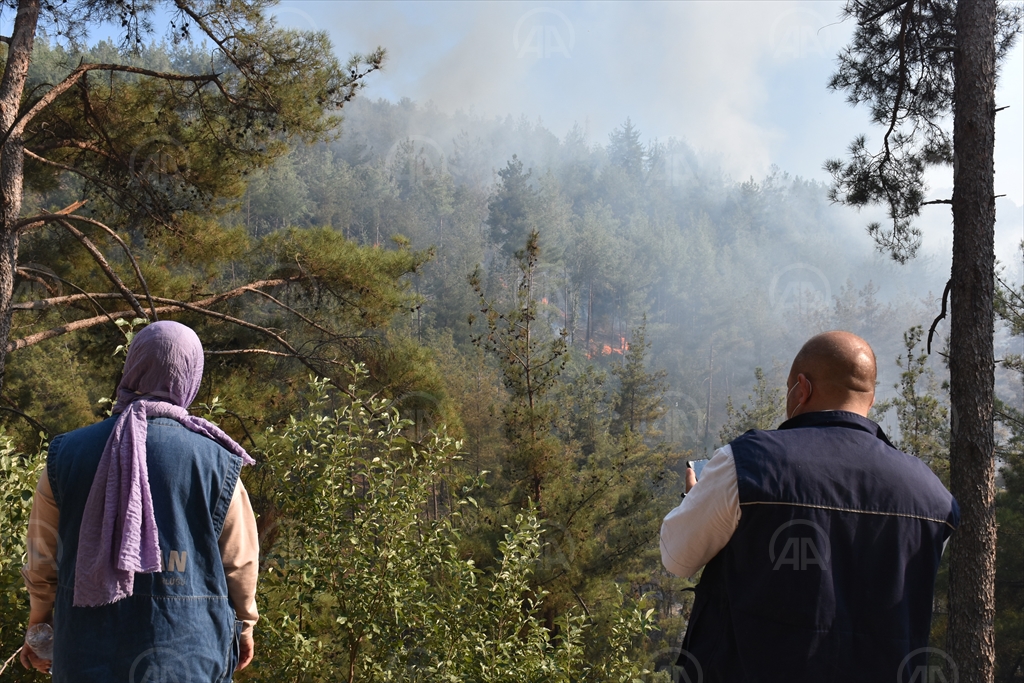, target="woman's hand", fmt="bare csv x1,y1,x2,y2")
19,616,52,674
